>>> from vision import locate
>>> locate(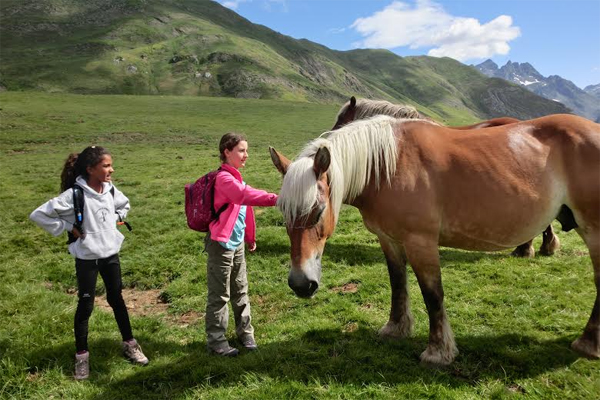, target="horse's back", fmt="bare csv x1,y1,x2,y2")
388,114,600,248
